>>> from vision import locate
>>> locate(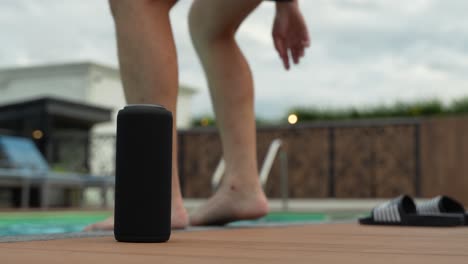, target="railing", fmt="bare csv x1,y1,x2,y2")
211,138,290,211
211,159,225,190
48,133,116,176
211,139,282,189
259,139,283,186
